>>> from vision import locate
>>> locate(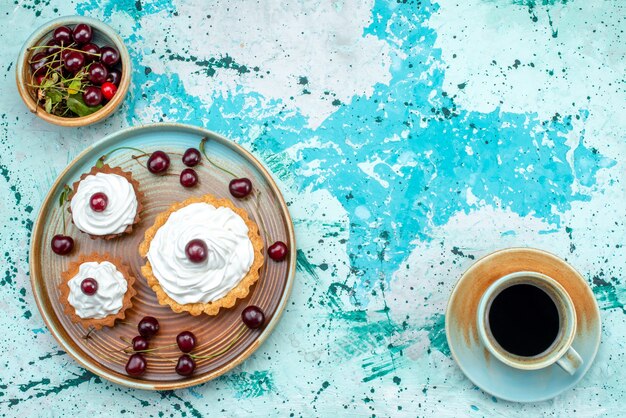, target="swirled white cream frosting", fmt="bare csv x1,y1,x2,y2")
70,172,138,236
68,261,128,319
147,202,255,304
